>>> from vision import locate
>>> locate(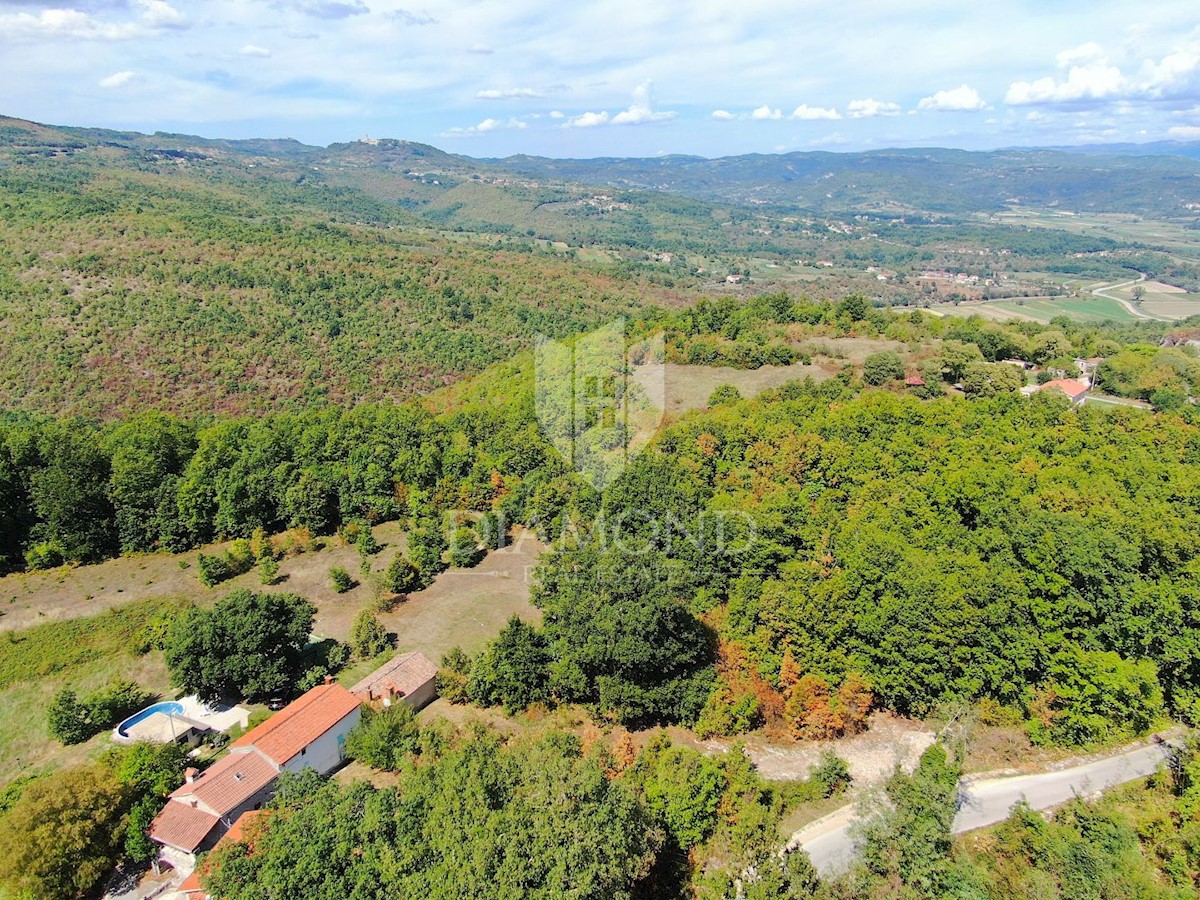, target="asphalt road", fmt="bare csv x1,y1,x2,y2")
795,740,1176,878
